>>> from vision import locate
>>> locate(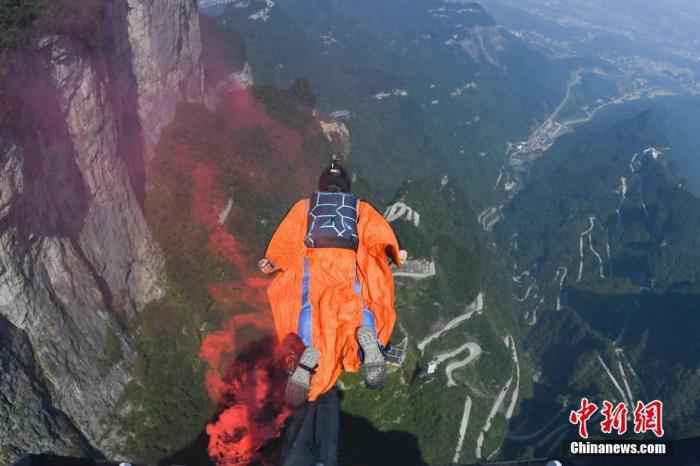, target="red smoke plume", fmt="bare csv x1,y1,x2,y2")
190,82,316,465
